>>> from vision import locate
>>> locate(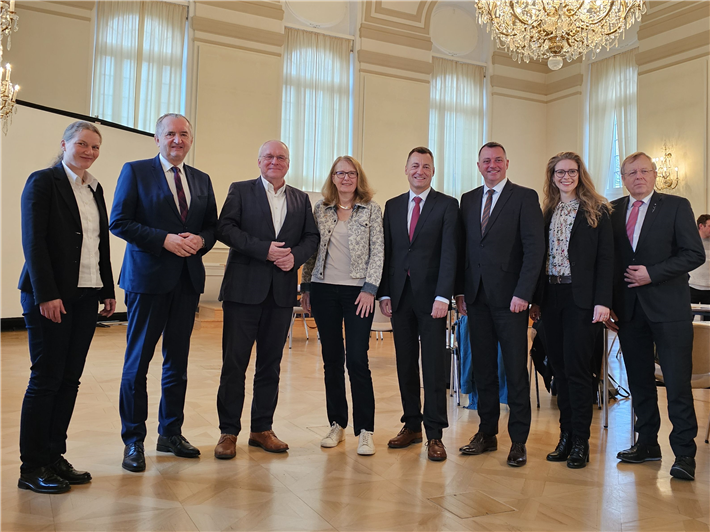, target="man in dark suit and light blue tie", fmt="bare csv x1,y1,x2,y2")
213,140,319,459
605,151,704,481
456,141,544,467
110,113,218,472
378,147,459,462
